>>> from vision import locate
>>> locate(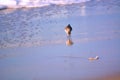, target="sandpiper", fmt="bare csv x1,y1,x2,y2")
65,24,72,36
